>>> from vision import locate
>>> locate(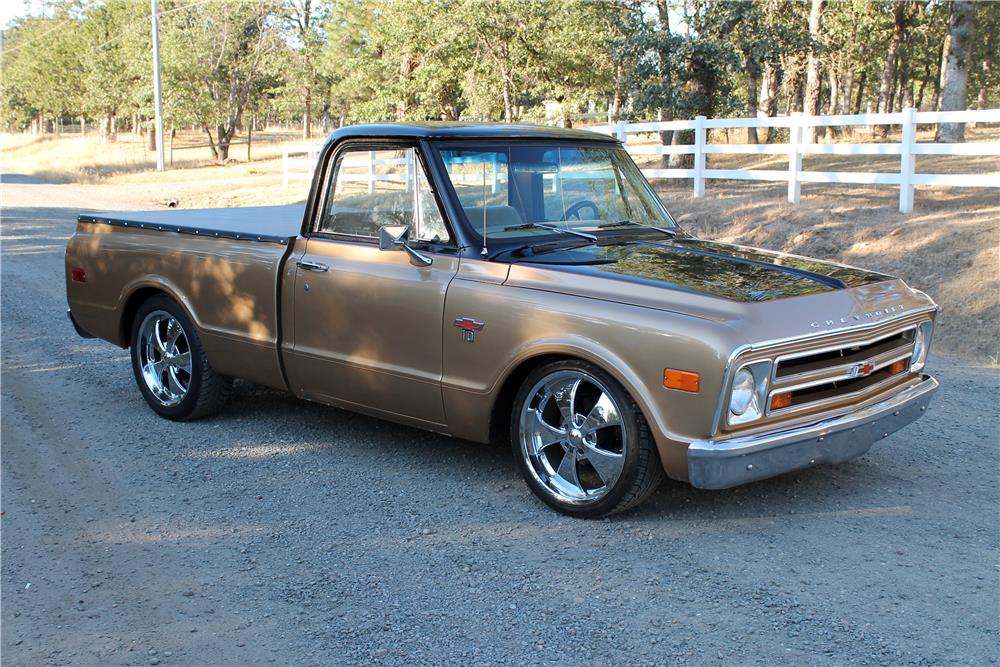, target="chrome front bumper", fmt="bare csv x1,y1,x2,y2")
687,375,939,489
